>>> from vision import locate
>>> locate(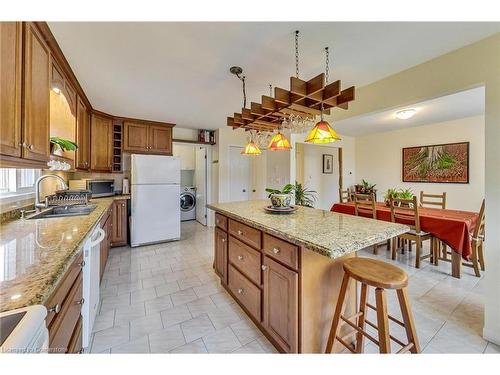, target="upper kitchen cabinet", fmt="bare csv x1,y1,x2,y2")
91,113,113,172
123,121,173,155
23,22,50,162
0,22,22,158
75,97,91,170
